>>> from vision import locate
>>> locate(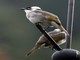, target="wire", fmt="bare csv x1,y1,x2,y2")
66,0,75,48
